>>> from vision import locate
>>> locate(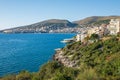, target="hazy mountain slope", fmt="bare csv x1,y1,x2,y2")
1,19,77,33
74,16,120,26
